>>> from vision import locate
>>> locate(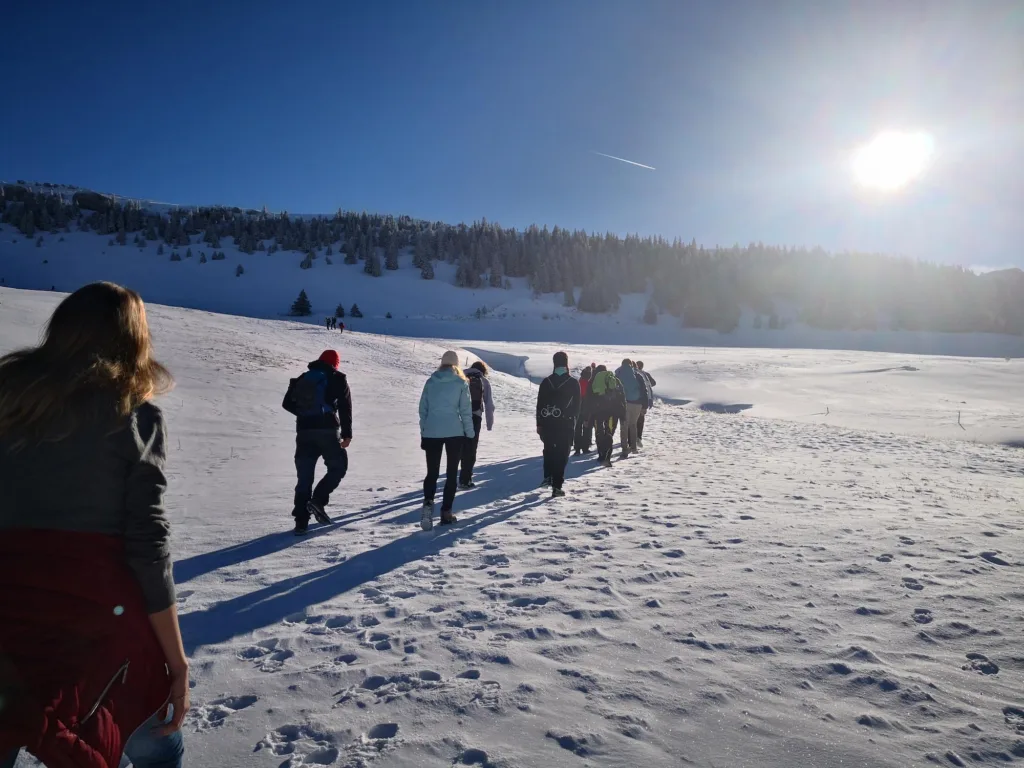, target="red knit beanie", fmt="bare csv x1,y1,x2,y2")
319,350,341,369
